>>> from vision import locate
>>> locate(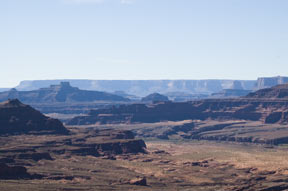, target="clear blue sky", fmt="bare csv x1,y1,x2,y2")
0,0,288,87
